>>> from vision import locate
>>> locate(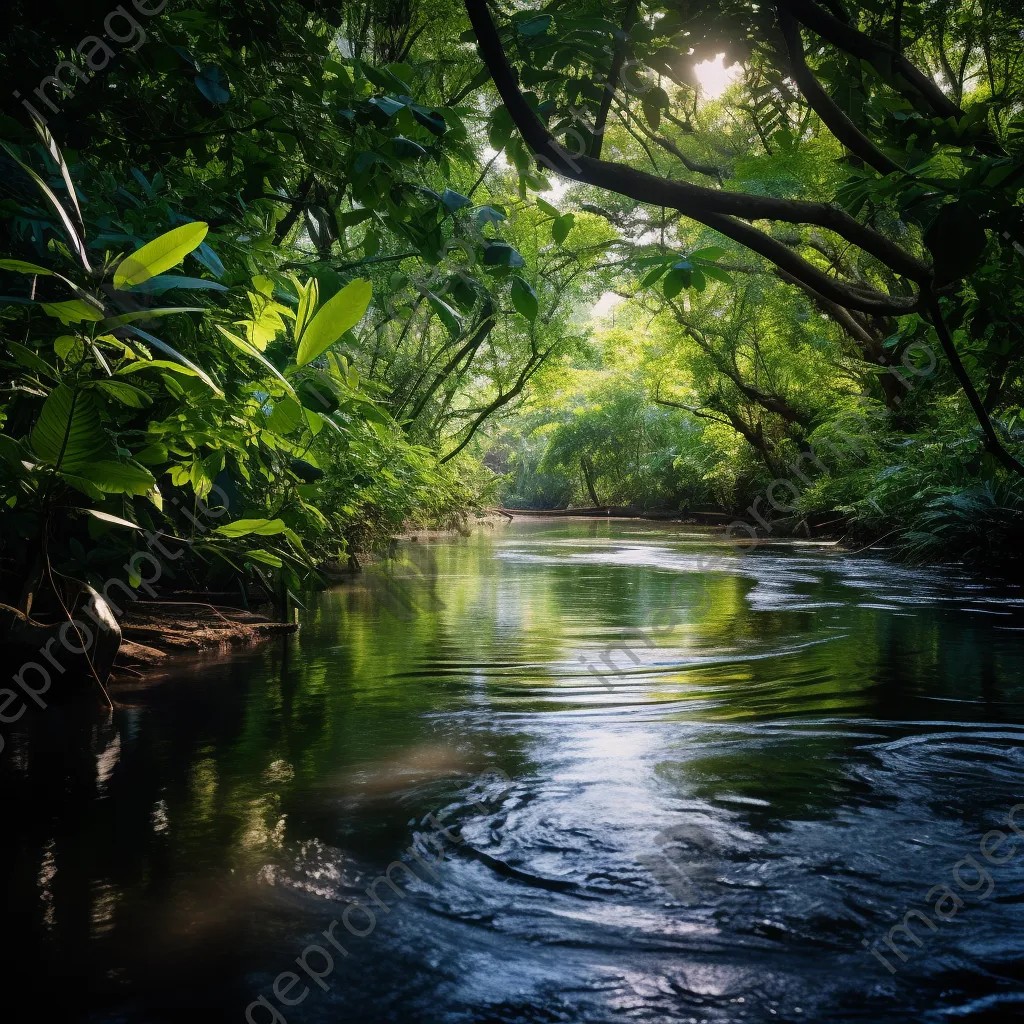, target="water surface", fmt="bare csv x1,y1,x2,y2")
4,520,1024,1023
